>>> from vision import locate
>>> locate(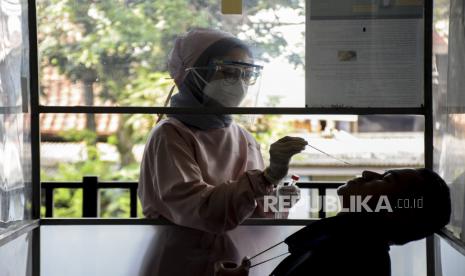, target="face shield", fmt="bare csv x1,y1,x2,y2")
164,32,264,129
185,59,263,108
